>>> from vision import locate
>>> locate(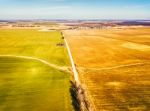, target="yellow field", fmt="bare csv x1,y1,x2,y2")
64,27,150,111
